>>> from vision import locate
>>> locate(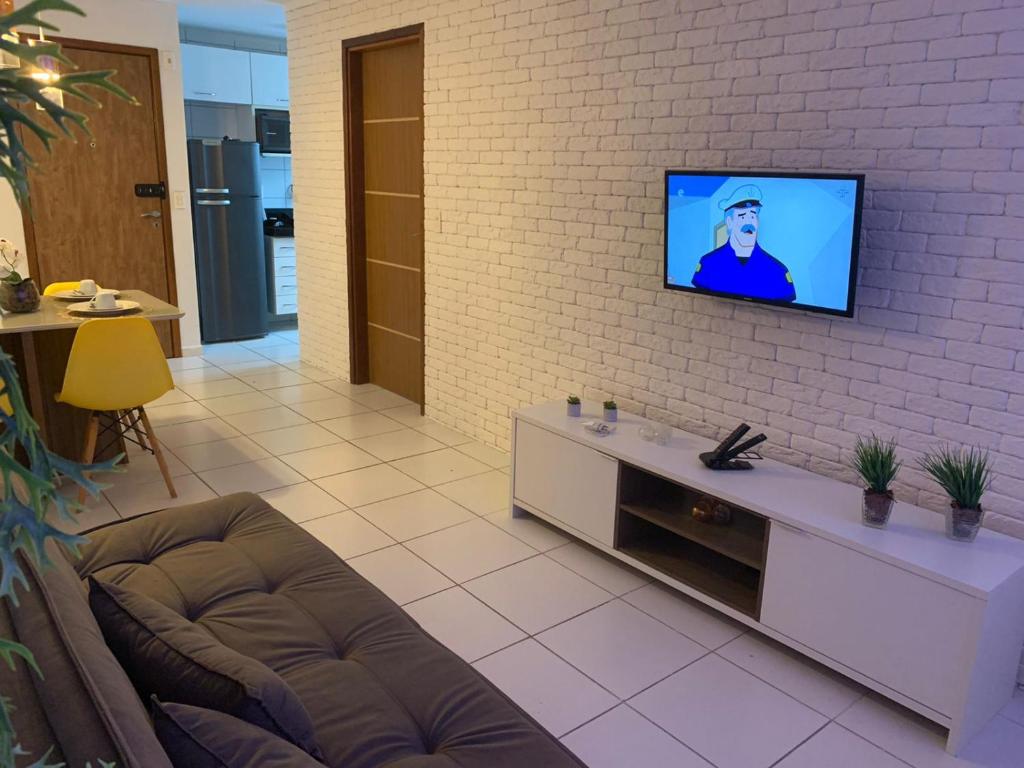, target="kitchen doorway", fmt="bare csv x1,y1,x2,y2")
20,39,180,357
343,25,424,409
